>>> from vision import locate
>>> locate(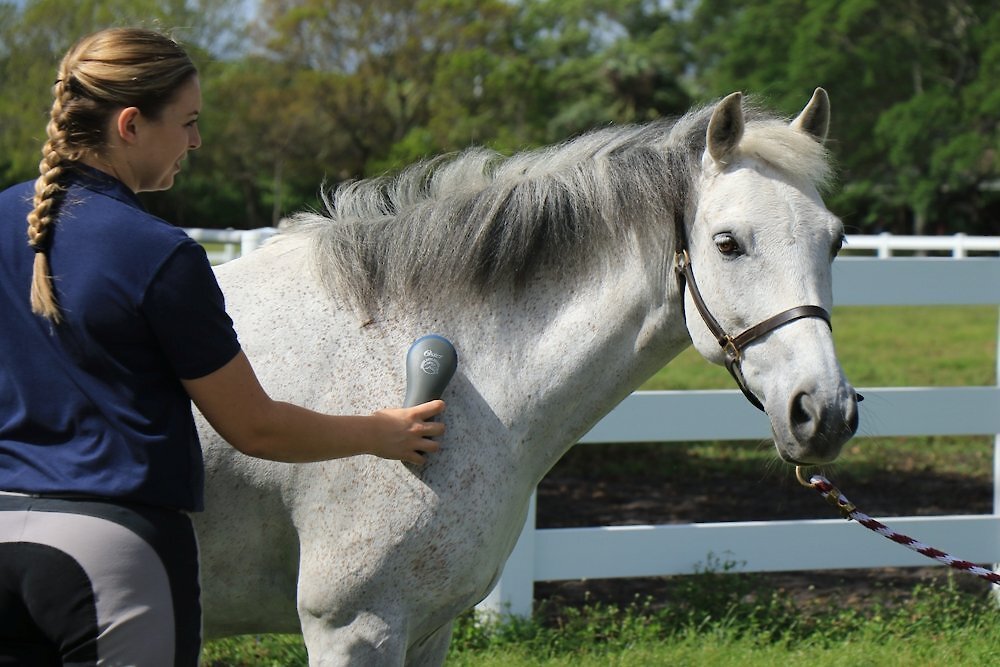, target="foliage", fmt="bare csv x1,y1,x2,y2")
689,0,1000,235
1,1,998,231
